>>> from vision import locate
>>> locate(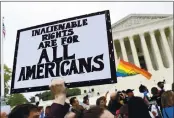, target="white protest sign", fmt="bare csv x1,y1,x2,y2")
11,10,116,93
